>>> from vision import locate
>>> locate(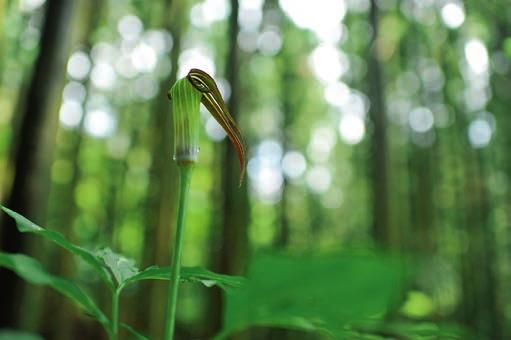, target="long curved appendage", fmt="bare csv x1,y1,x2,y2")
187,68,246,185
